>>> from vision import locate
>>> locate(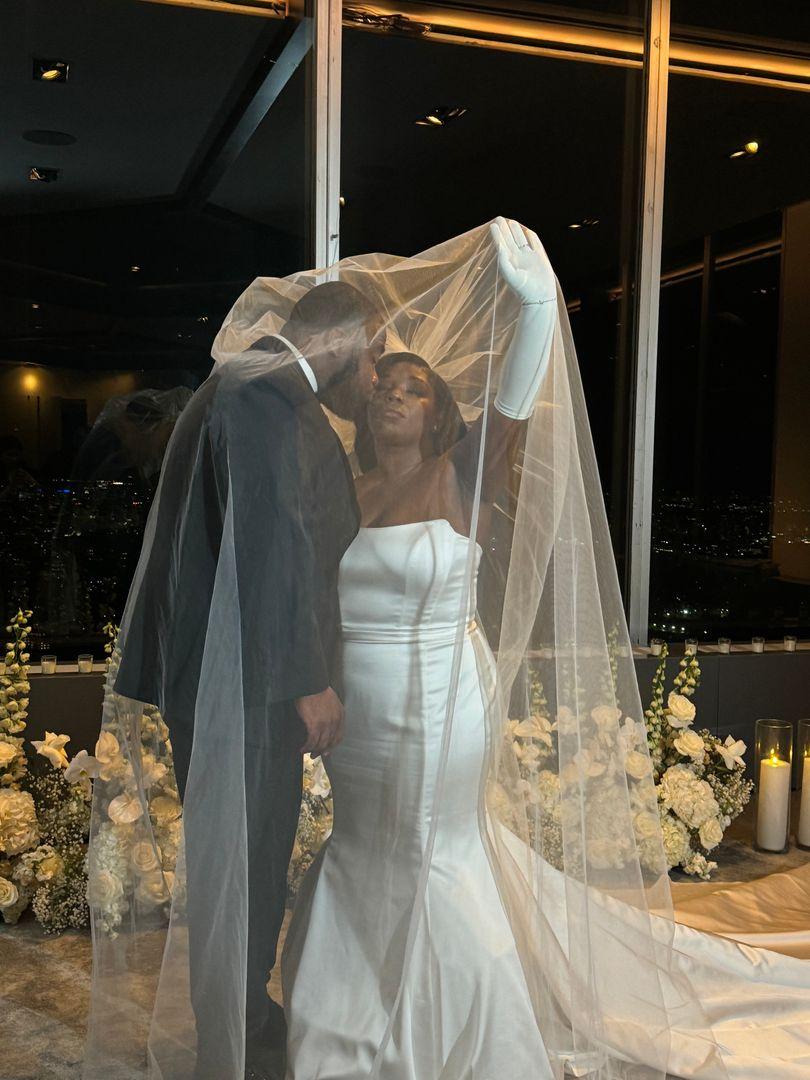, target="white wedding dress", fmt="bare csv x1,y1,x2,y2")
283,519,554,1079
